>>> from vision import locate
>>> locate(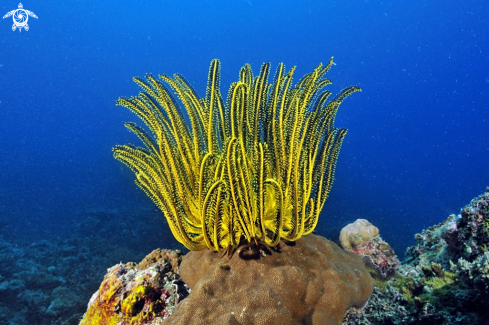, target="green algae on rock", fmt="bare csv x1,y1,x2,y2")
343,187,489,324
